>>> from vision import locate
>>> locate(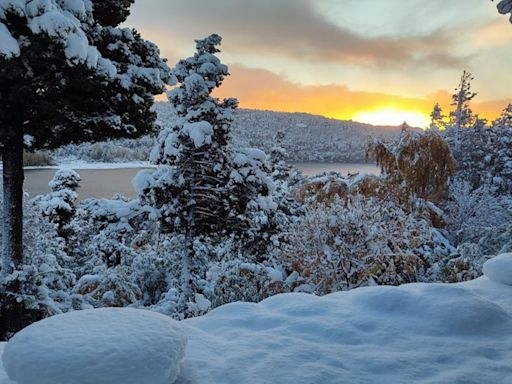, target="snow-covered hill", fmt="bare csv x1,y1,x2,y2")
52,105,413,166
156,103,414,162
